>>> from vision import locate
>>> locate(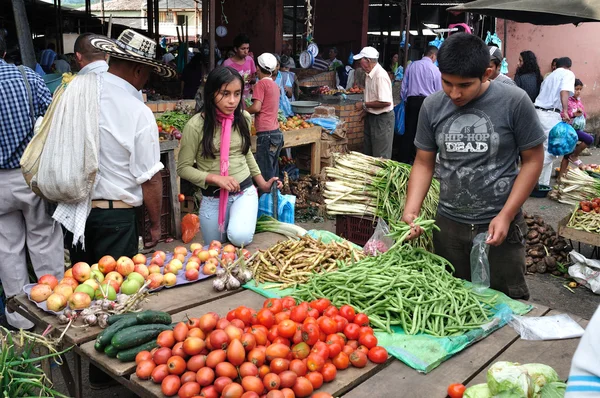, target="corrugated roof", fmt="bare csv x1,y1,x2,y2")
142,0,198,9
86,0,198,12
